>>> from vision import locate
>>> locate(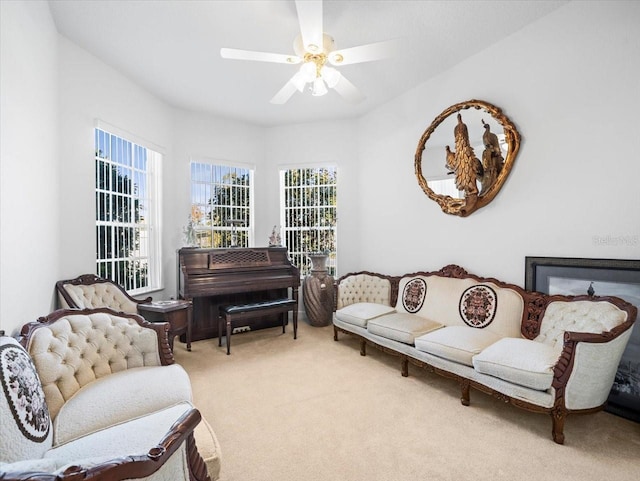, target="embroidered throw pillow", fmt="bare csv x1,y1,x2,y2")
459,284,497,328
402,278,427,313
0,336,52,463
